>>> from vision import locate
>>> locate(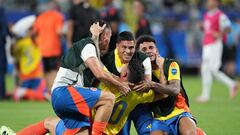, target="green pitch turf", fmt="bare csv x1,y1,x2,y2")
1,75,240,135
